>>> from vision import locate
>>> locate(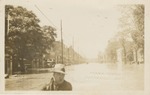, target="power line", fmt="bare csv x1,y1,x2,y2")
34,5,72,42
34,5,58,29
34,5,76,52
